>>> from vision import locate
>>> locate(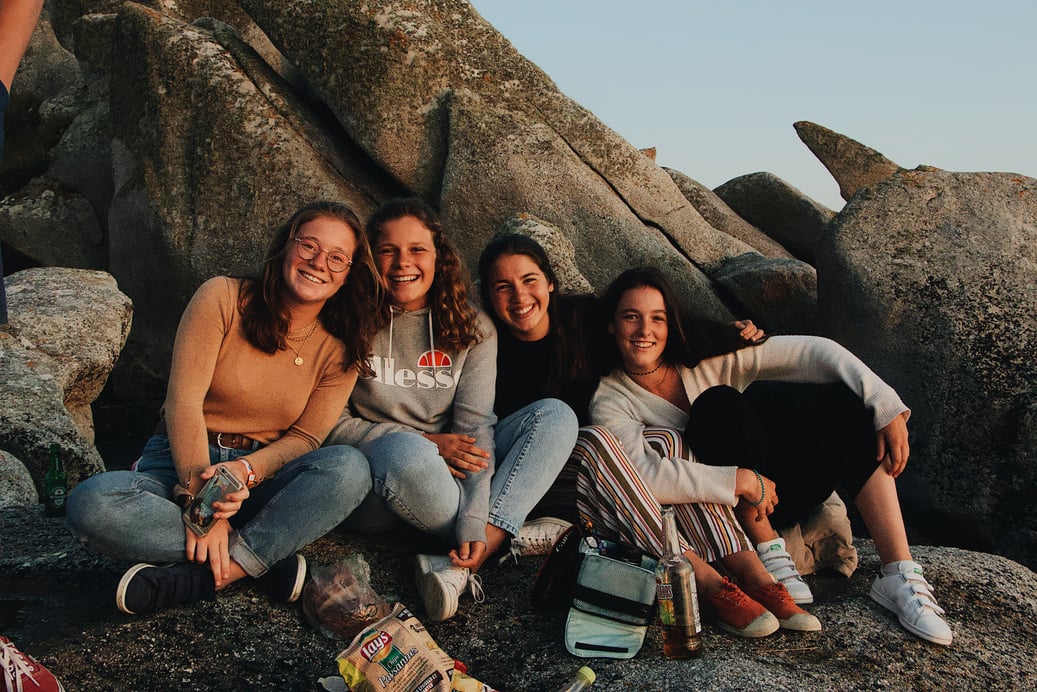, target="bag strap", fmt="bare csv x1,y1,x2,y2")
531,524,584,612
572,584,655,624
